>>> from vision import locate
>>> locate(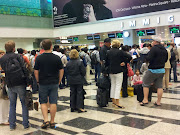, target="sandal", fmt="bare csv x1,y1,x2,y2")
2,122,9,125
154,102,161,106
78,109,87,113
41,121,50,129
114,104,125,109
50,123,56,129
140,102,148,106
